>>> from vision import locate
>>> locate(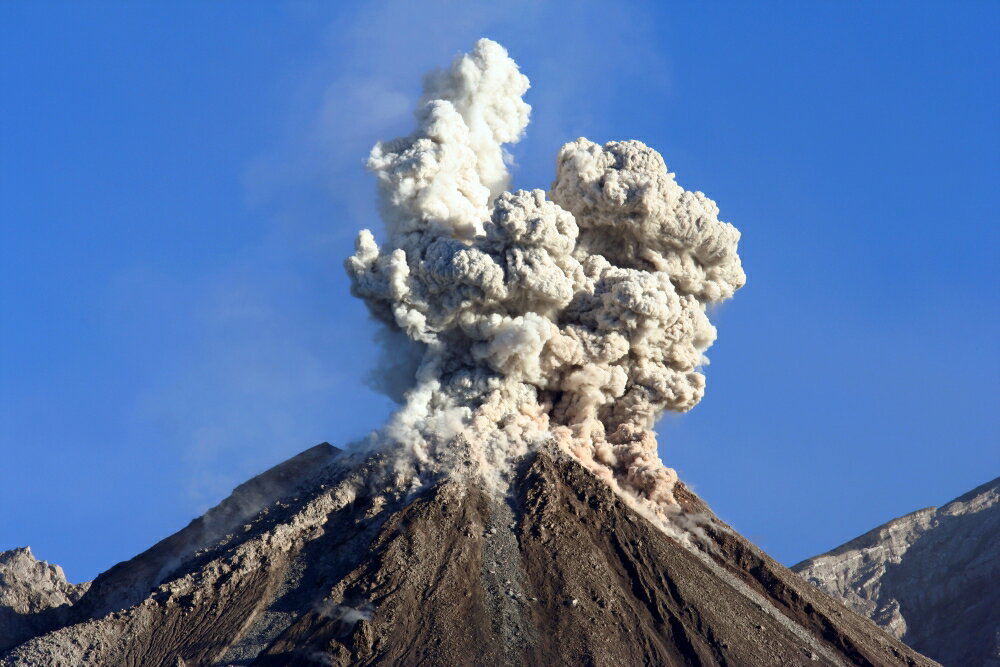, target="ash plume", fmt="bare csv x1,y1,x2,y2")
346,39,745,520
